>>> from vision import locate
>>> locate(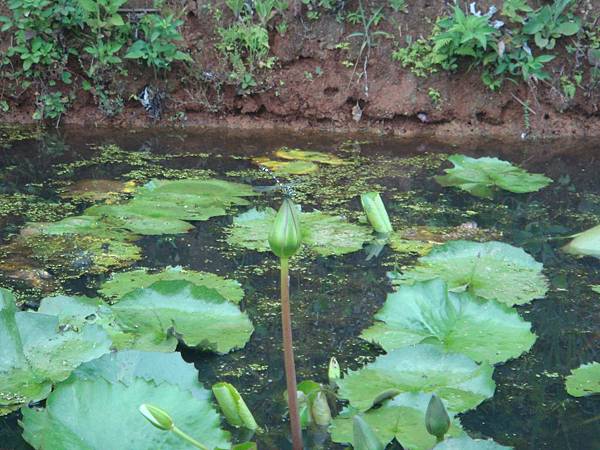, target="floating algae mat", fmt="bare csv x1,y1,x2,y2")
0,128,598,450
